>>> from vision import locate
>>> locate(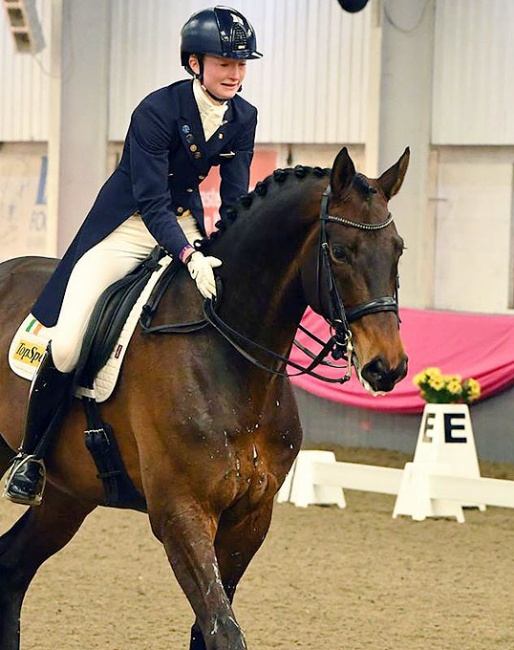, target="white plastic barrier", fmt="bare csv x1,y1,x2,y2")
277,450,346,509
277,450,402,508
312,460,403,495
430,474,514,508
278,404,514,523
